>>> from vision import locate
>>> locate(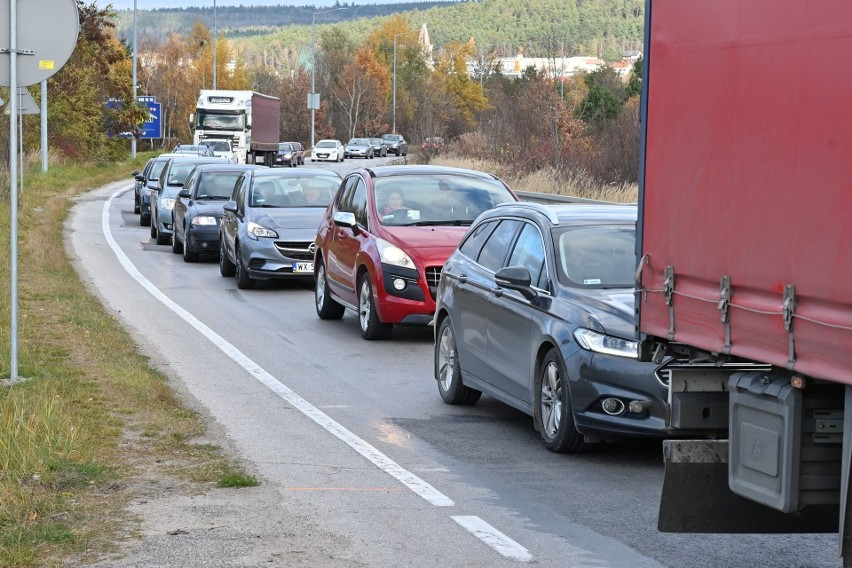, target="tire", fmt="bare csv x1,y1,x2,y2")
358,273,392,340
140,213,150,227
536,349,593,453
134,195,140,214
315,259,345,320
435,317,481,404
155,214,170,245
150,213,157,238
235,245,255,289
219,237,235,277
182,231,198,262
171,229,183,254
